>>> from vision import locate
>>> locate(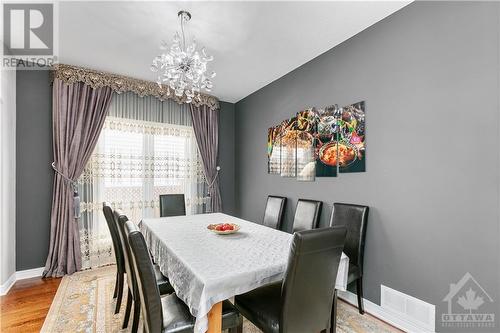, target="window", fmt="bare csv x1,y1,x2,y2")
78,114,206,269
